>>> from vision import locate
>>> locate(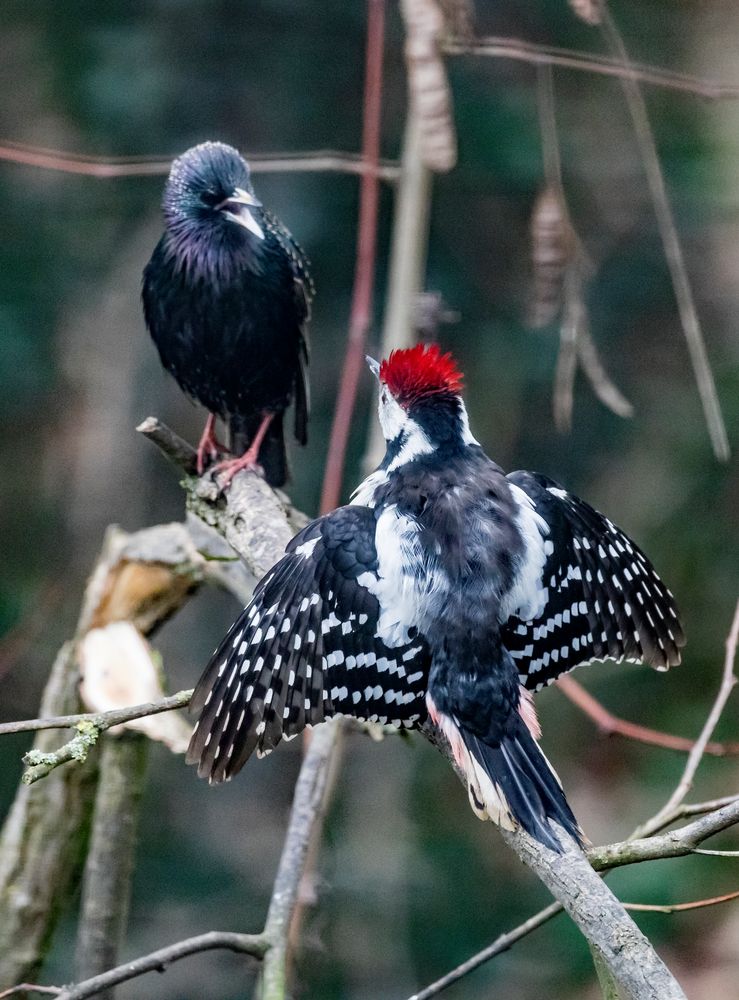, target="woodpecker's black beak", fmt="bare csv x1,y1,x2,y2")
366,356,380,379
